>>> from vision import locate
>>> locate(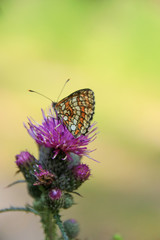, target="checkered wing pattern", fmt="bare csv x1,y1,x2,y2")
54,89,95,138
